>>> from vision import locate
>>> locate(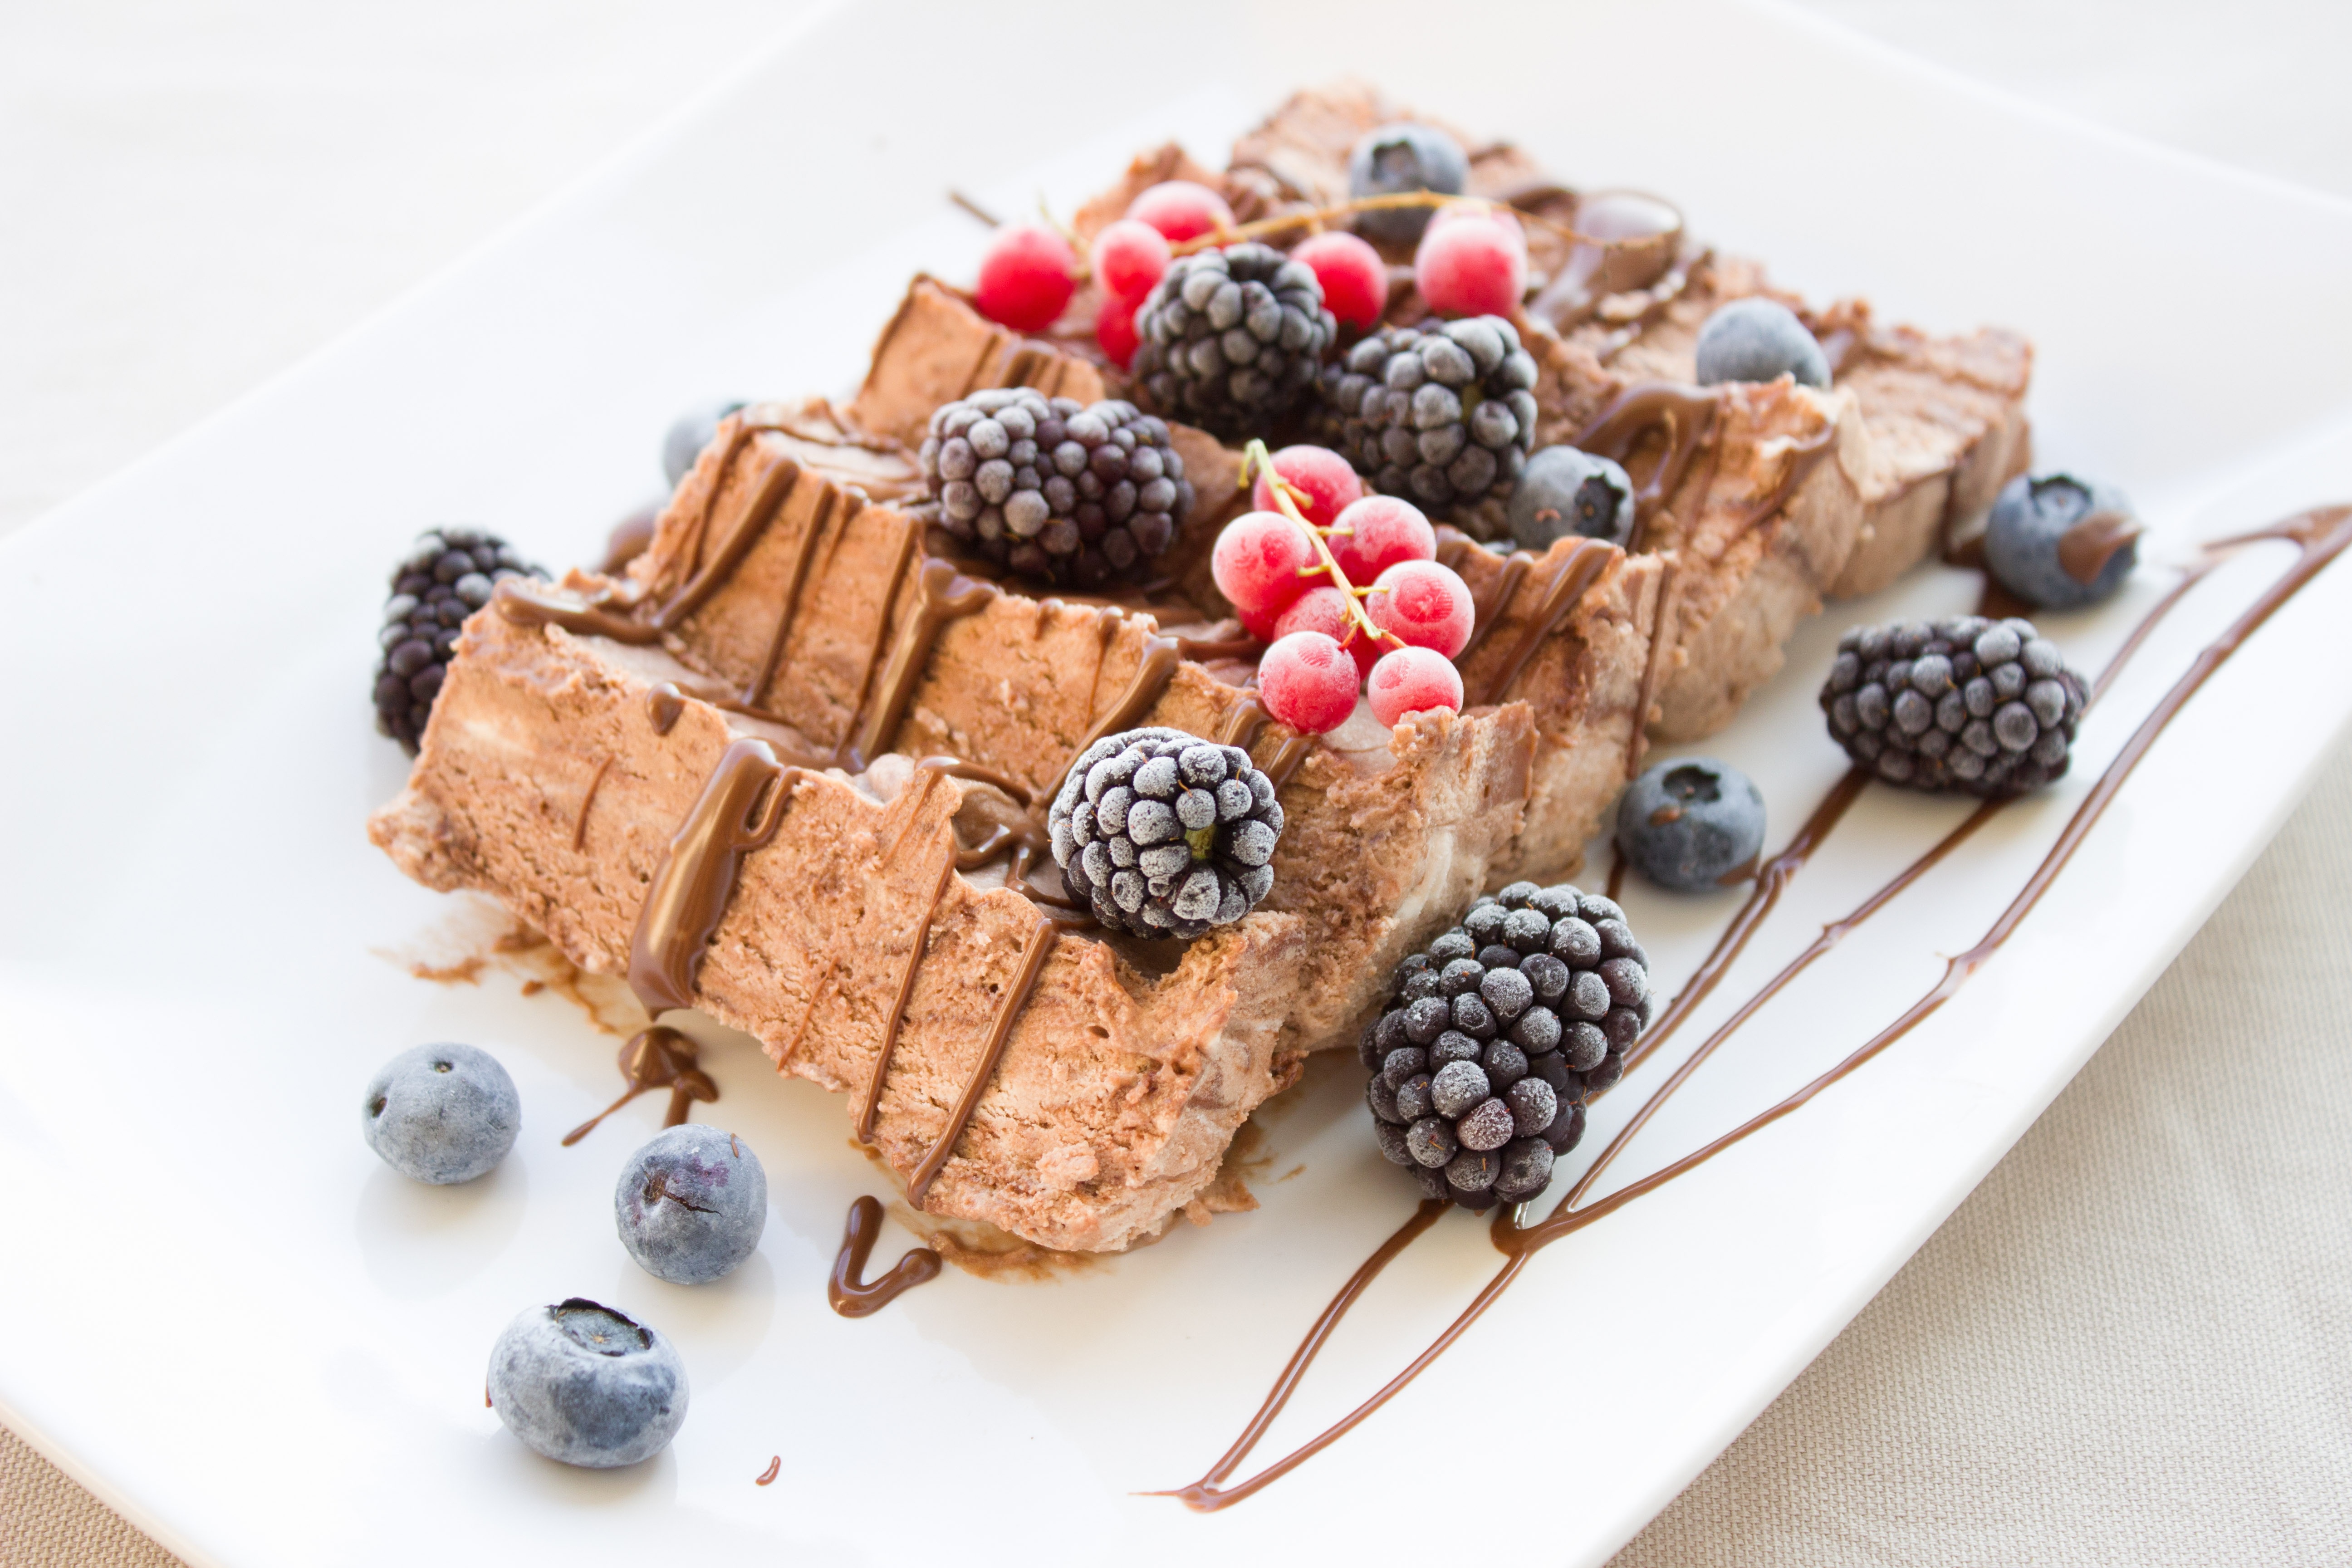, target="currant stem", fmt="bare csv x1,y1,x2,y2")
1238,440,1404,654
1175,190,1667,258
